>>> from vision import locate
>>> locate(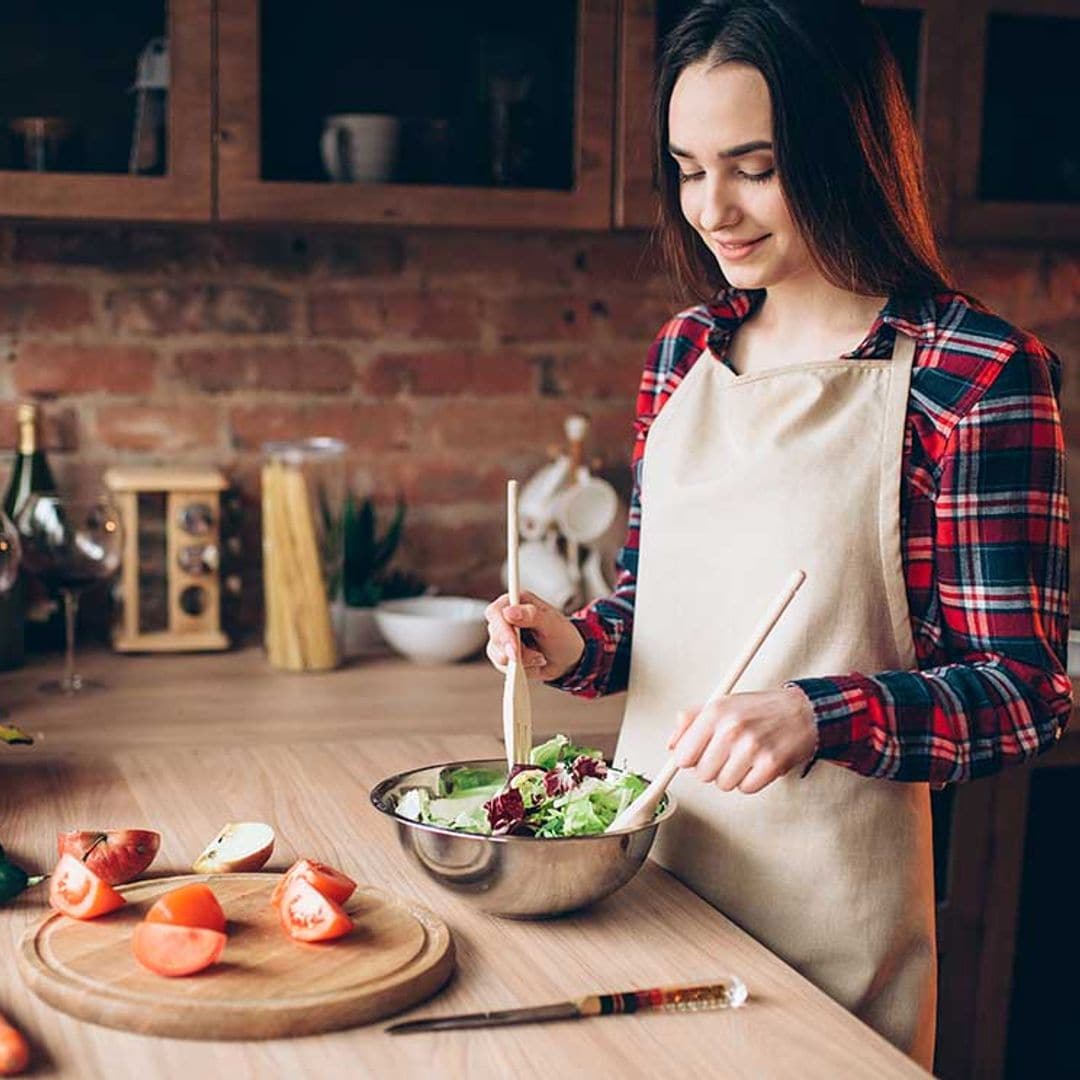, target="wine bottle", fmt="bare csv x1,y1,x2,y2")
0,404,59,668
